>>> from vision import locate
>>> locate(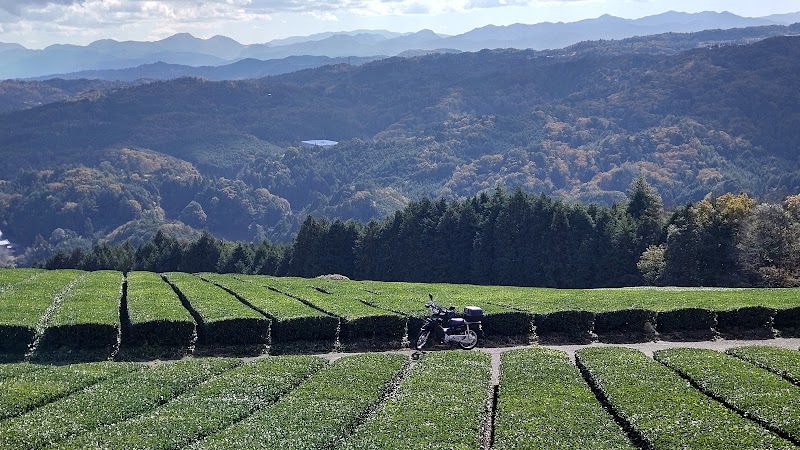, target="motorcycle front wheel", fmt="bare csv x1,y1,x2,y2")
459,330,478,350
415,330,430,350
